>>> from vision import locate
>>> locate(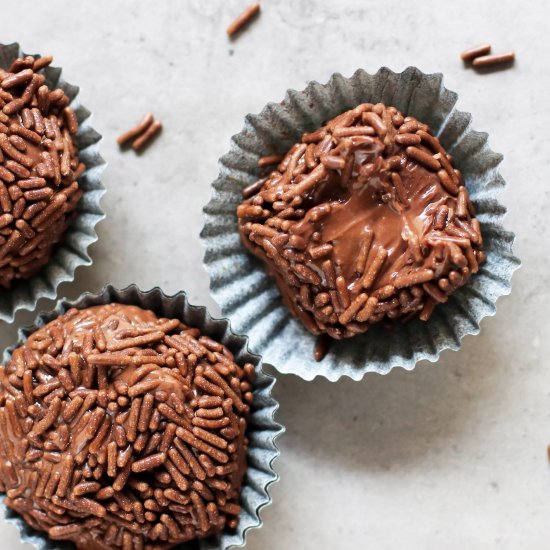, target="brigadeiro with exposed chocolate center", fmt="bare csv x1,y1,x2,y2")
238,102,486,340
0,303,255,549
0,53,84,289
